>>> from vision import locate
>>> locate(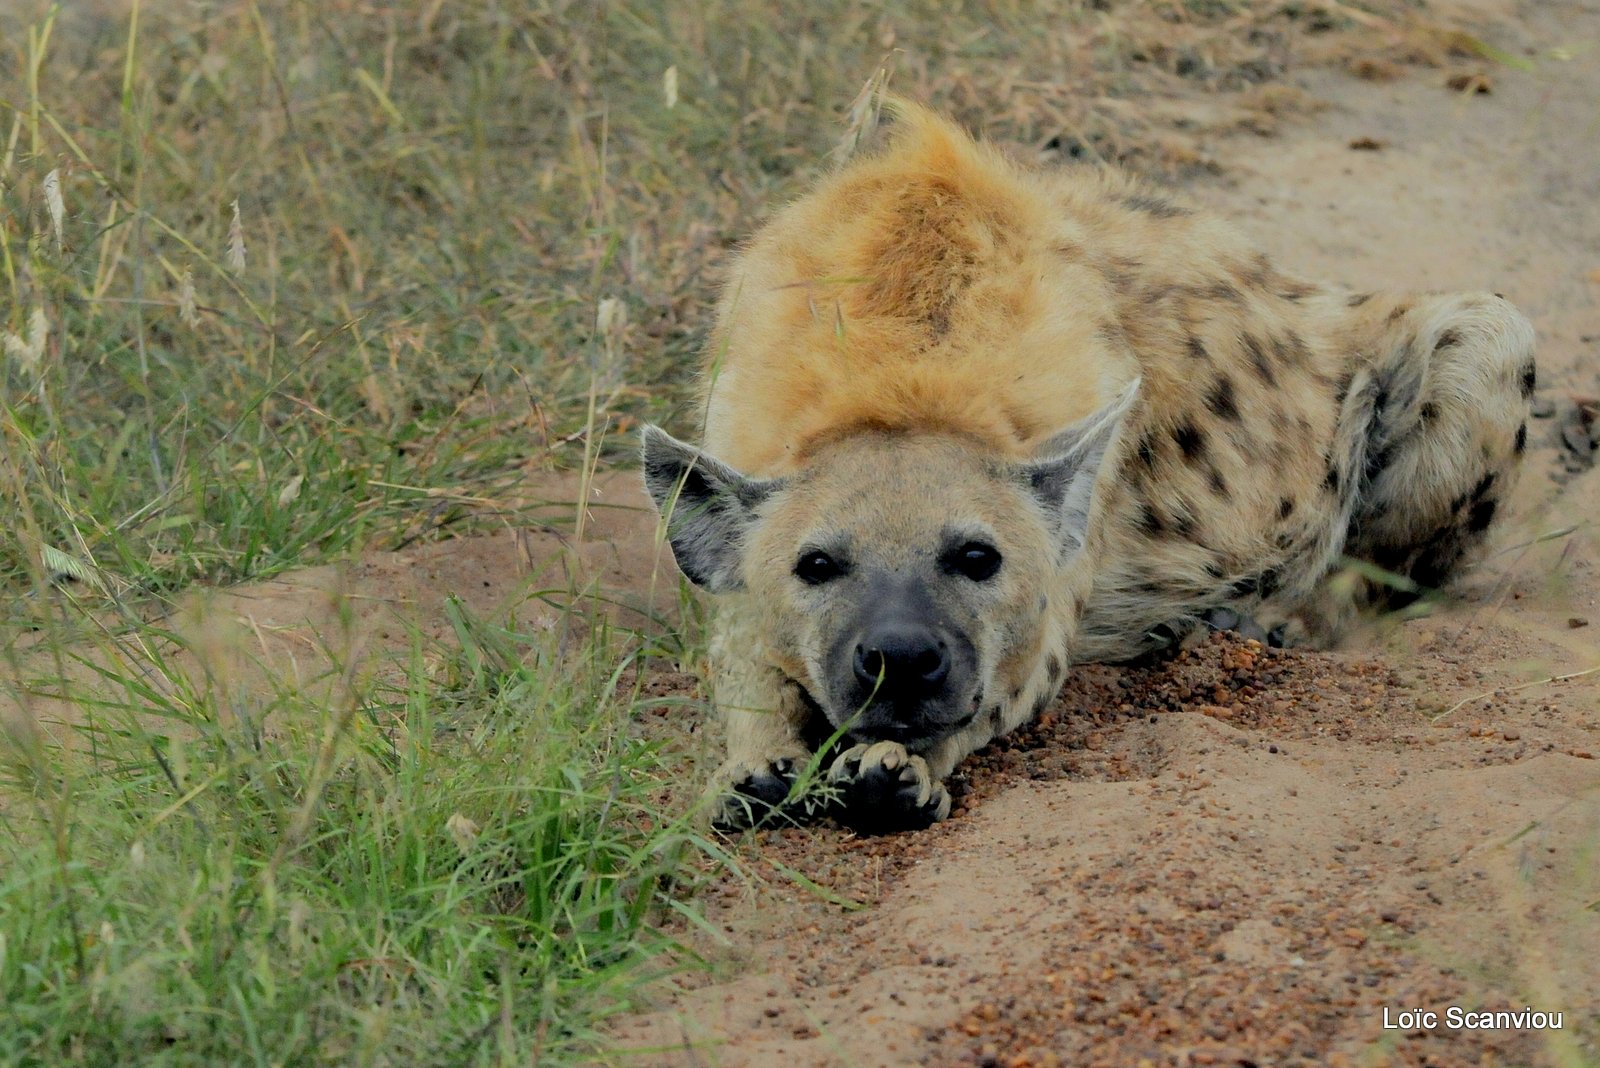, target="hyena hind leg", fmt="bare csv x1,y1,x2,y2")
1341,292,1536,606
